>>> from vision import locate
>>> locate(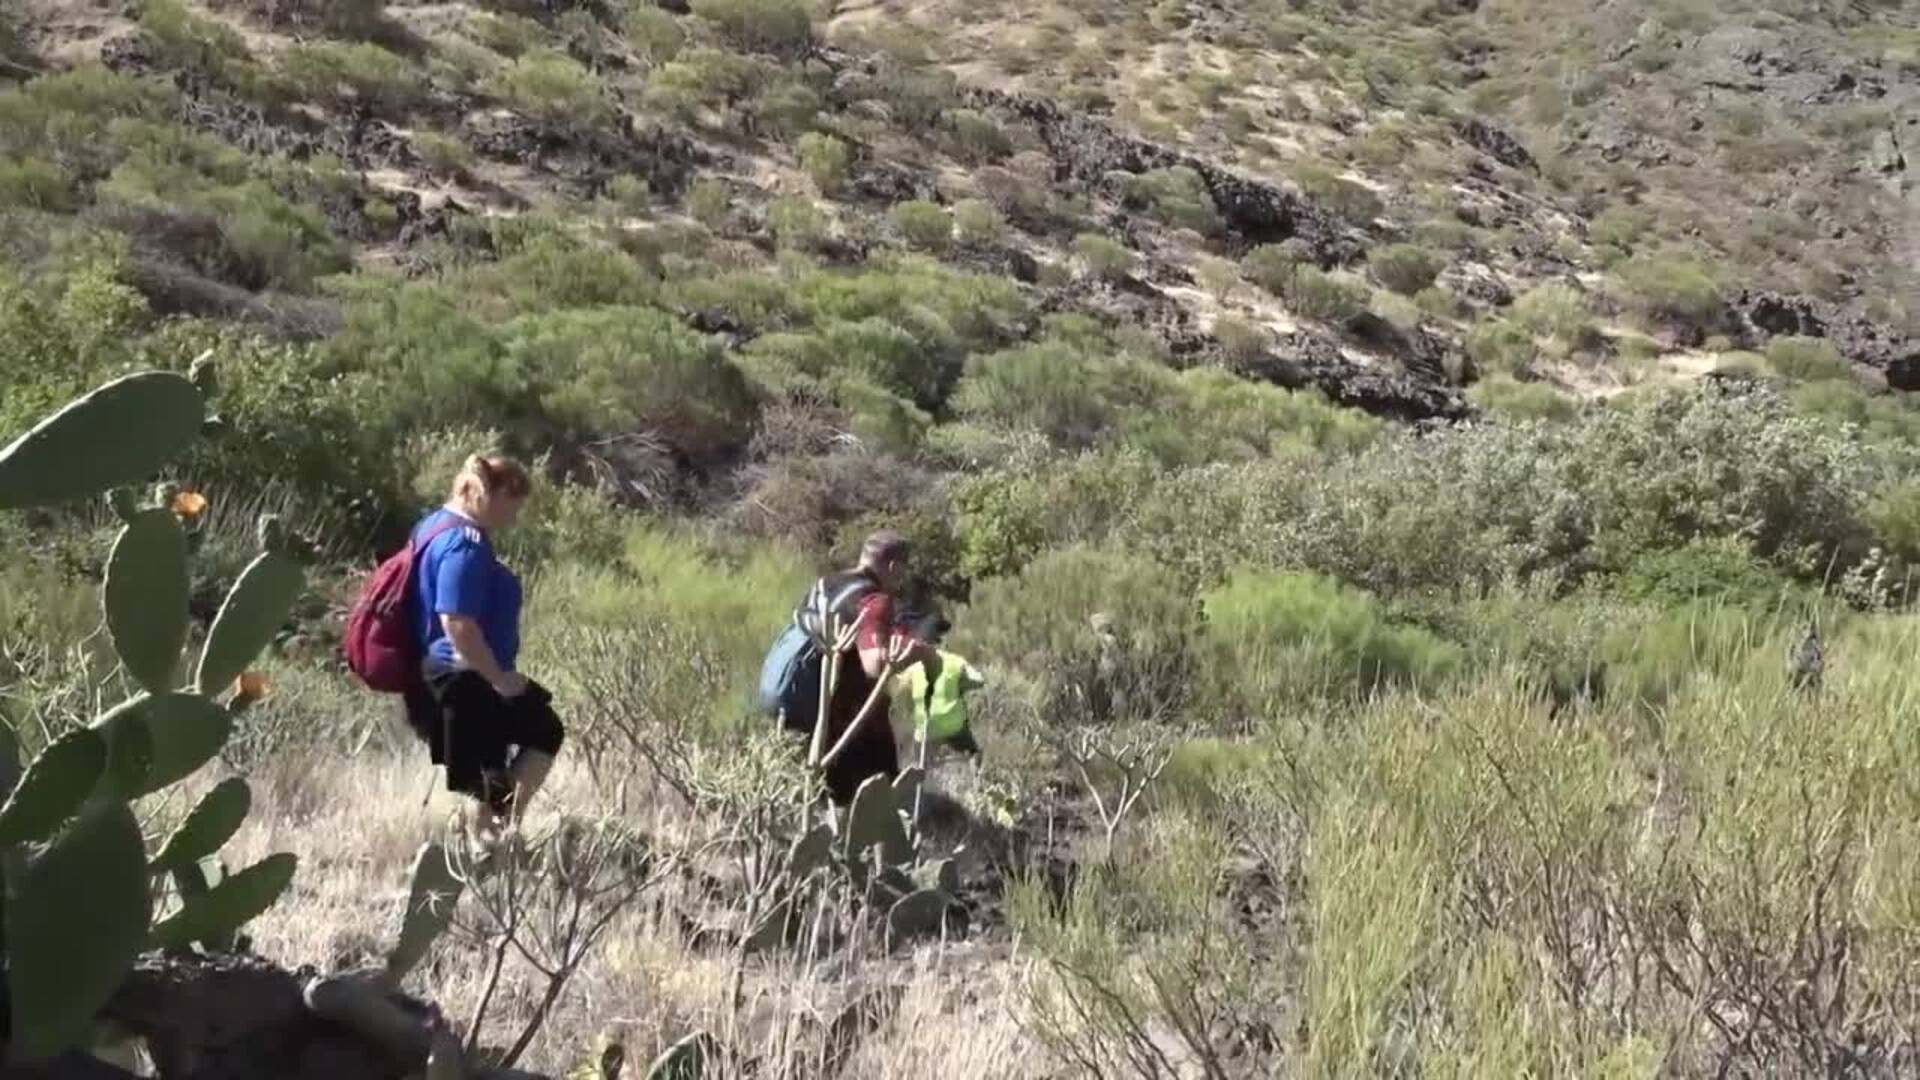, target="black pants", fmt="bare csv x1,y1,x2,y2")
779,652,899,806
403,670,565,814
